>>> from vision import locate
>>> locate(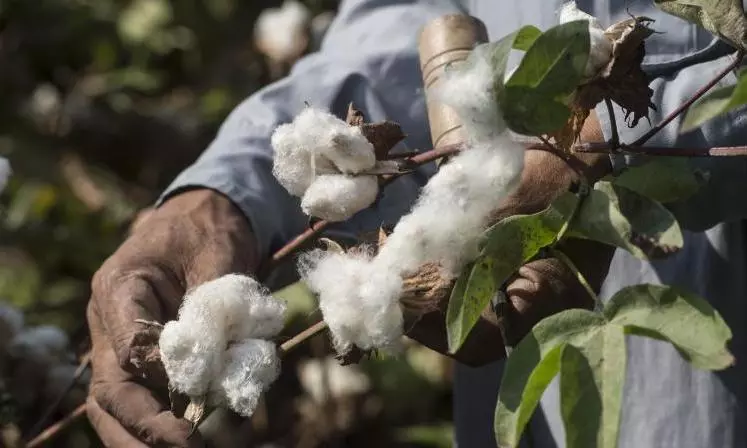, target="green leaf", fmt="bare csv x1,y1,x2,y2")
611,158,704,203
681,69,747,132
511,26,542,51
446,256,498,353
605,284,734,370
654,0,747,50
446,192,579,353
560,326,626,448
501,20,591,135
494,310,605,447
568,181,683,259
